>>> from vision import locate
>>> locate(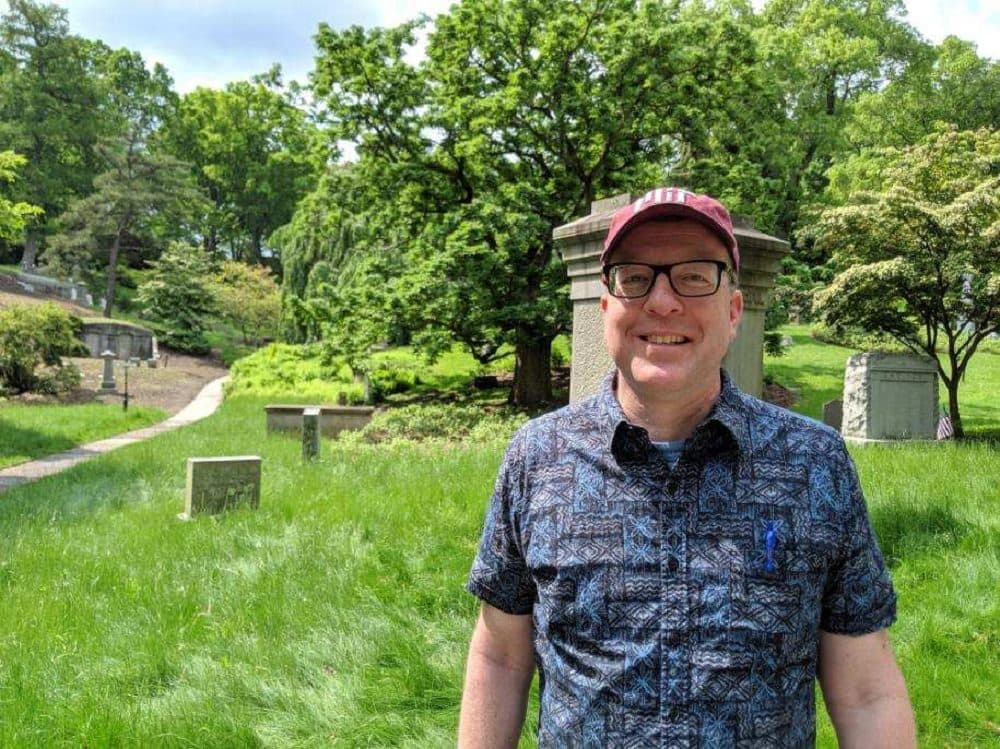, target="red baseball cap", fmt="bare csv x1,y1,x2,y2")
602,187,740,271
